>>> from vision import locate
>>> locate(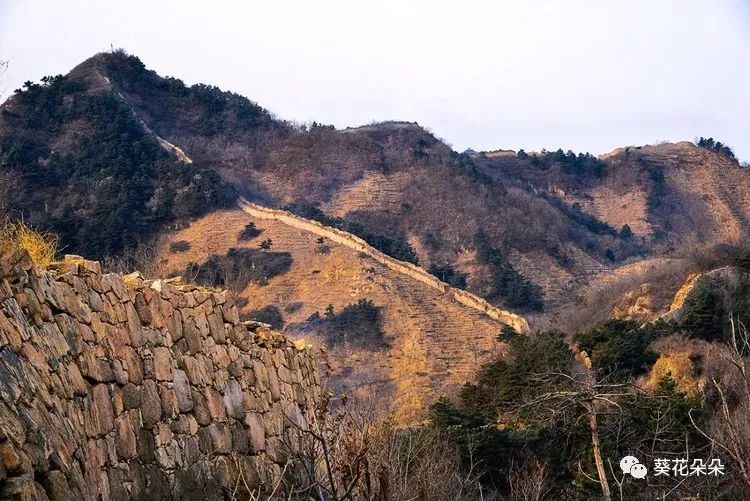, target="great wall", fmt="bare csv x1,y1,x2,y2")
0,252,321,500
237,198,529,333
